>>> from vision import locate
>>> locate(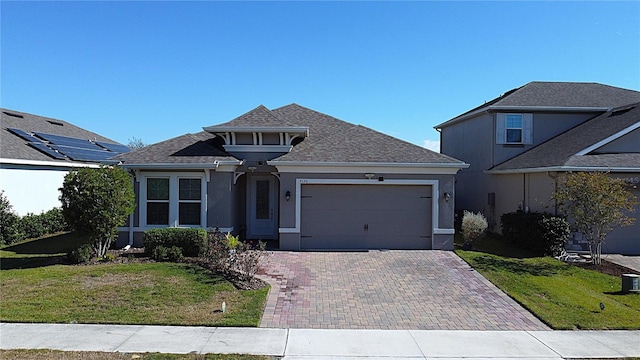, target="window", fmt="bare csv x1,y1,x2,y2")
505,114,523,143
496,113,533,145
142,174,205,227
147,178,169,225
178,178,201,225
